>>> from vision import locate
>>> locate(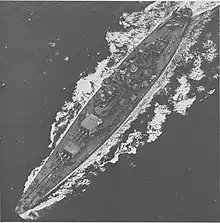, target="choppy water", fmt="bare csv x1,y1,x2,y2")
1,1,219,221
